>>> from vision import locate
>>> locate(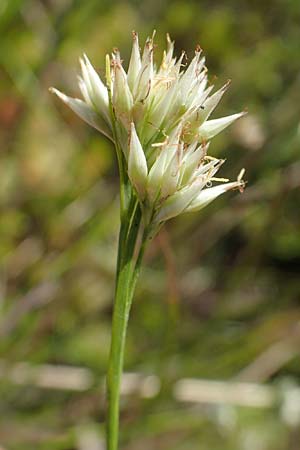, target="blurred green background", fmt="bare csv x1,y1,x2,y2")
1,0,300,449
